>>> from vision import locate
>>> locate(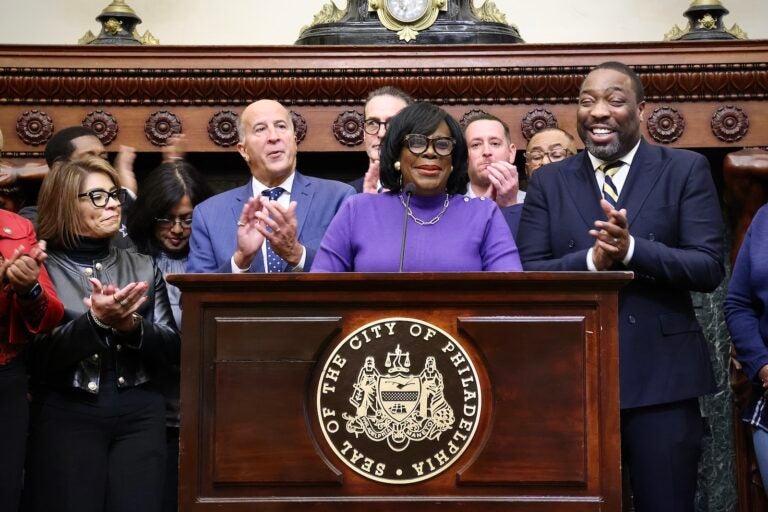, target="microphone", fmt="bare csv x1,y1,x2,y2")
398,183,416,272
